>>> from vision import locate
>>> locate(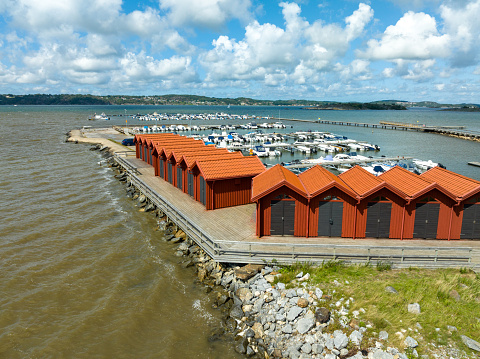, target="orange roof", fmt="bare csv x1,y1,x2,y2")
134,133,178,144
155,142,206,157
378,166,434,197
252,164,307,201
421,166,480,199
181,151,243,168
150,137,199,148
338,165,383,196
169,147,230,162
195,156,266,181
299,165,357,199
